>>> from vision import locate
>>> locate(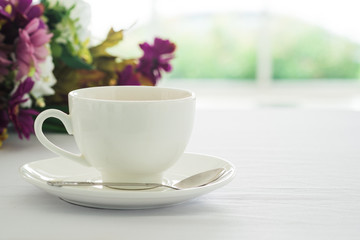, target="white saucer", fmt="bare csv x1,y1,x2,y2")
20,152,235,209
